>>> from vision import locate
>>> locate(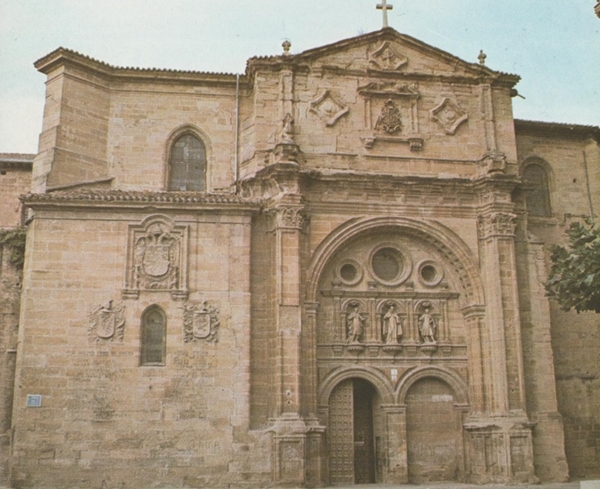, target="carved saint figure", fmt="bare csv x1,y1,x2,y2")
418,307,437,343
347,303,365,343
383,303,401,344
